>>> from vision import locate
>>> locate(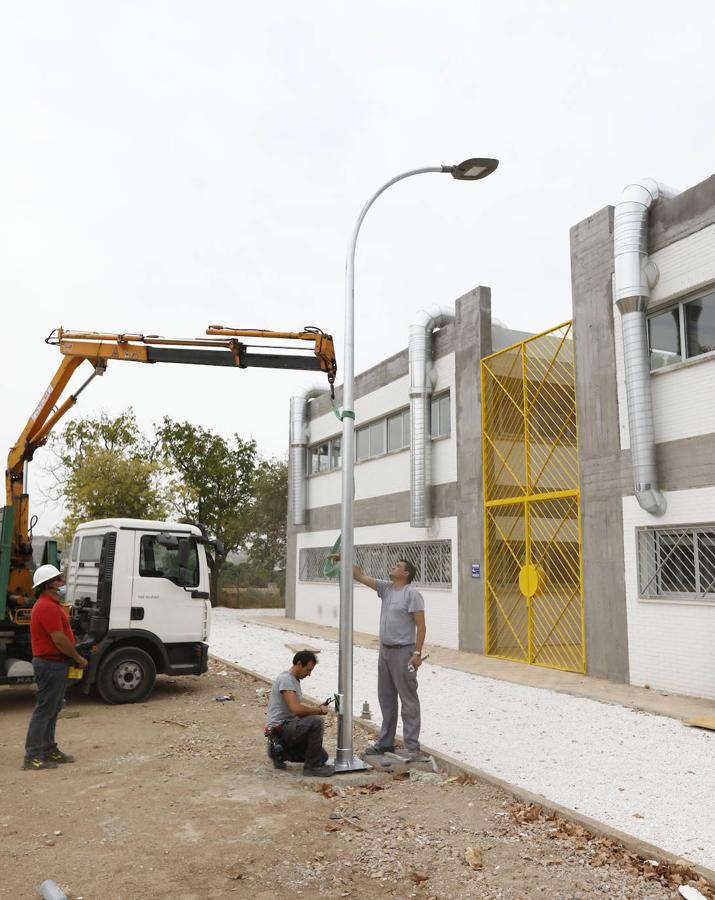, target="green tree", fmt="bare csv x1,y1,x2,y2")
48,410,167,543
243,458,288,597
52,408,157,467
156,418,258,605
58,449,168,543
